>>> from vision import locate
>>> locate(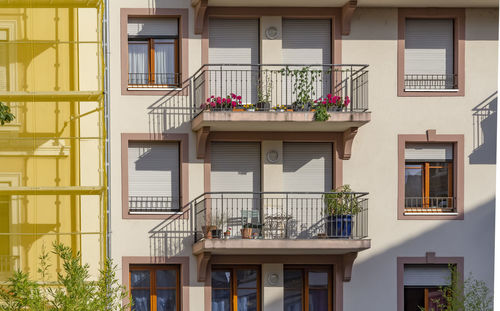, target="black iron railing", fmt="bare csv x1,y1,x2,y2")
404,74,458,90
128,72,181,88
405,197,456,213
128,196,180,213
193,192,368,242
